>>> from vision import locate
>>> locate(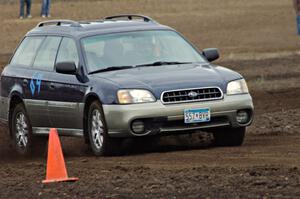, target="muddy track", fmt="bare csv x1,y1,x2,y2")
0,0,300,197
0,54,300,198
